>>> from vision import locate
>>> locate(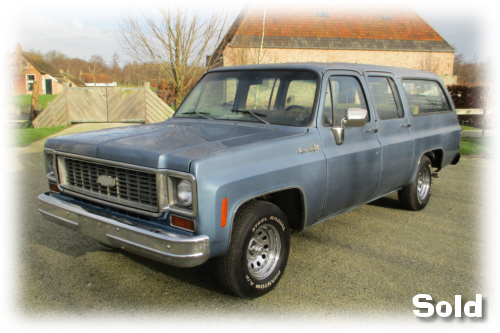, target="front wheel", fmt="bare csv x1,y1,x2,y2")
216,200,290,298
398,155,432,211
